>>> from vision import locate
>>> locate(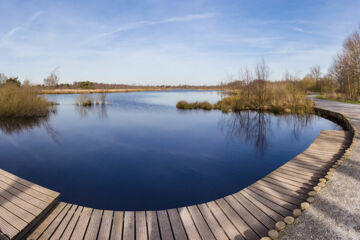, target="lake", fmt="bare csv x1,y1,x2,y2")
0,90,340,210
